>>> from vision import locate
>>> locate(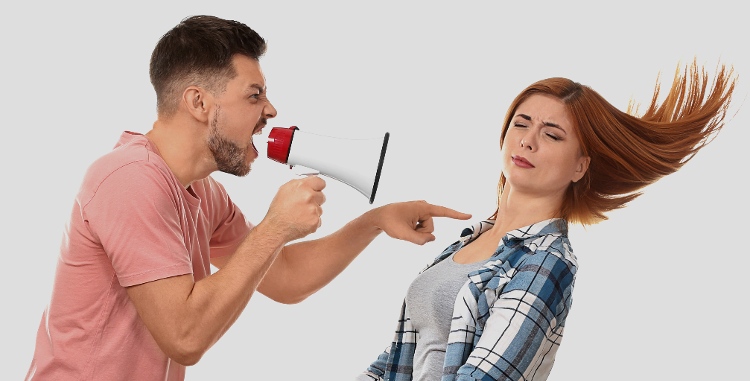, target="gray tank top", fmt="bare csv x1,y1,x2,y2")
404,252,491,381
